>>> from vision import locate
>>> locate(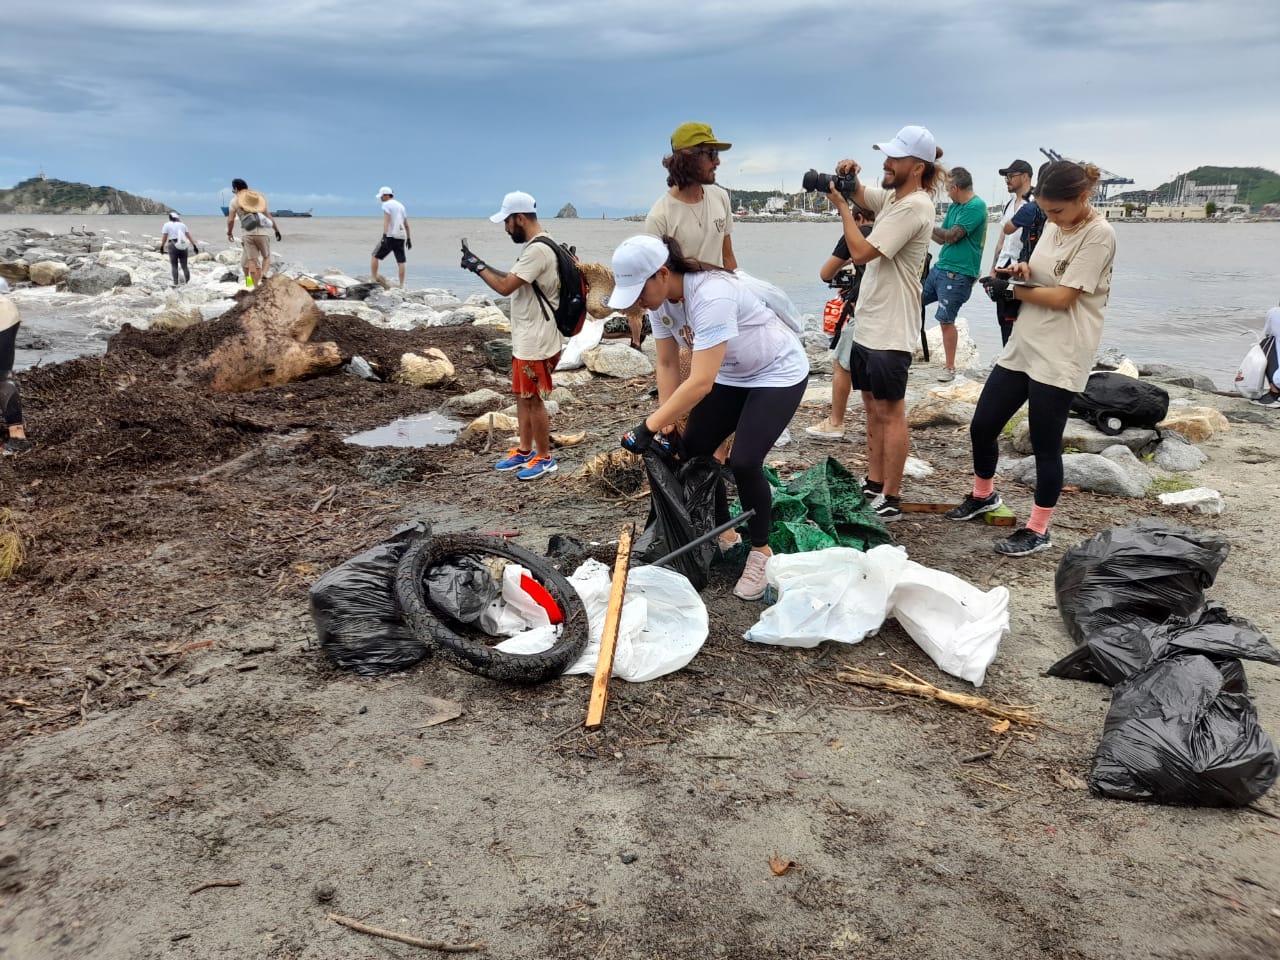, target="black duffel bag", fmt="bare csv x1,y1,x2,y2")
1070,371,1169,435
